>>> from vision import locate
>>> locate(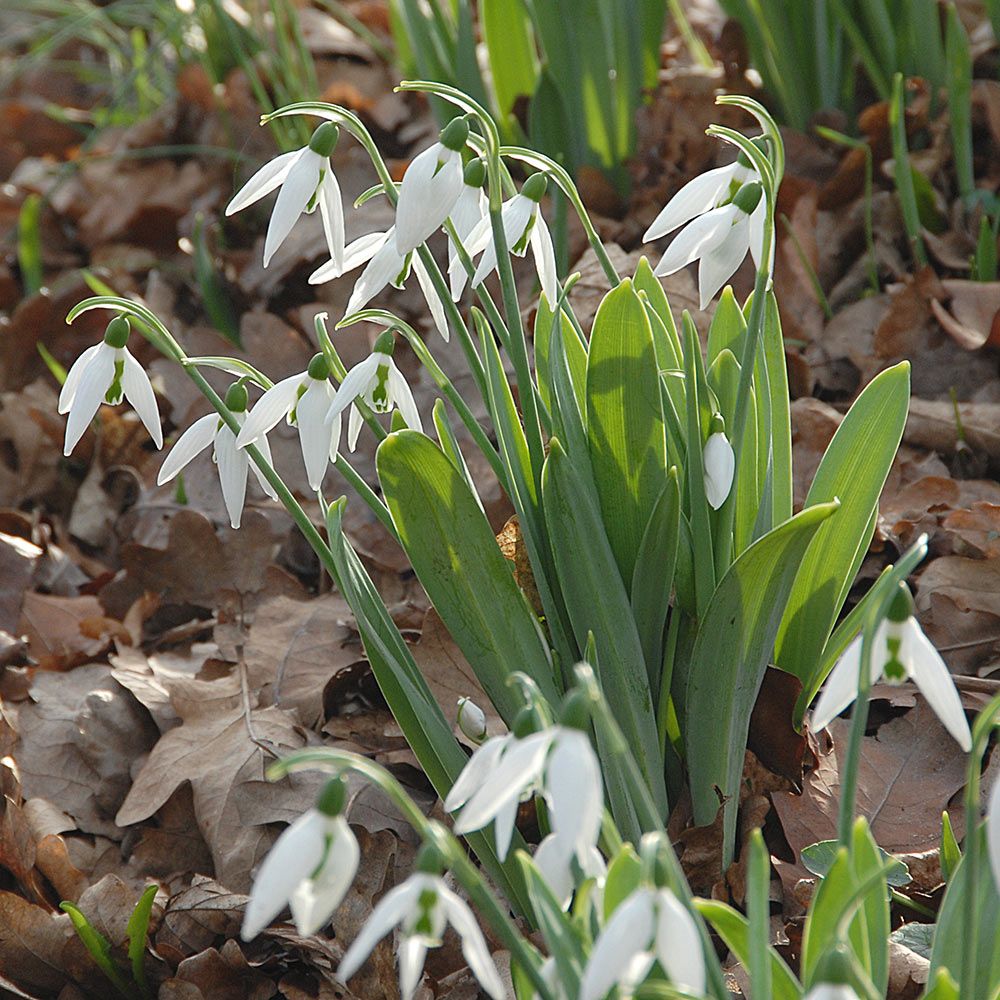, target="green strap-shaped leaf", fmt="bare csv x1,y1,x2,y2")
800,846,859,988
685,500,840,863
377,431,558,718
535,294,587,415
482,0,539,119
848,819,891,996
586,278,666,591
707,286,747,365
633,255,682,370
775,361,910,720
